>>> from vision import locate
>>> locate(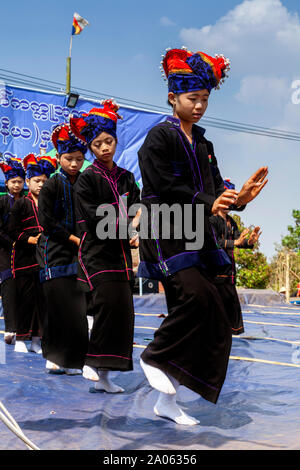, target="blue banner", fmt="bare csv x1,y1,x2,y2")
0,84,166,188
